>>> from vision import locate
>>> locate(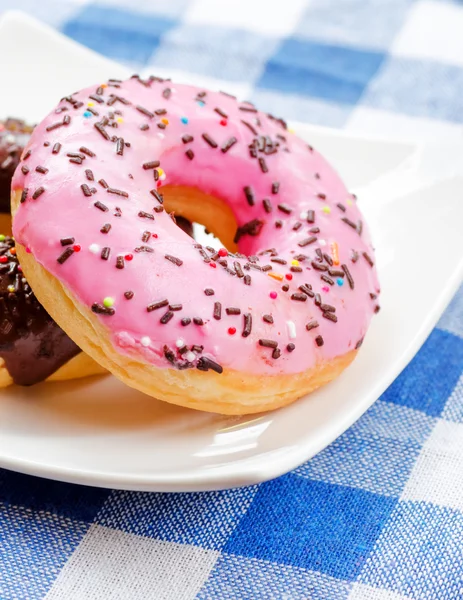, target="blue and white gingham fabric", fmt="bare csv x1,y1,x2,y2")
0,1,463,598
